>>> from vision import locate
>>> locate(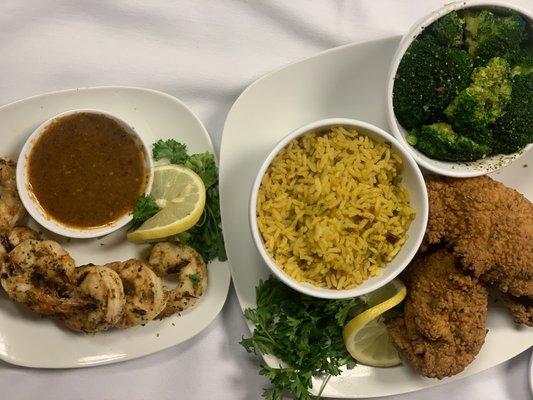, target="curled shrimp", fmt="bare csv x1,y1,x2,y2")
105,259,167,328
148,242,207,318
0,227,40,256
62,265,125,333
0,239,86,316
0,158,25,228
